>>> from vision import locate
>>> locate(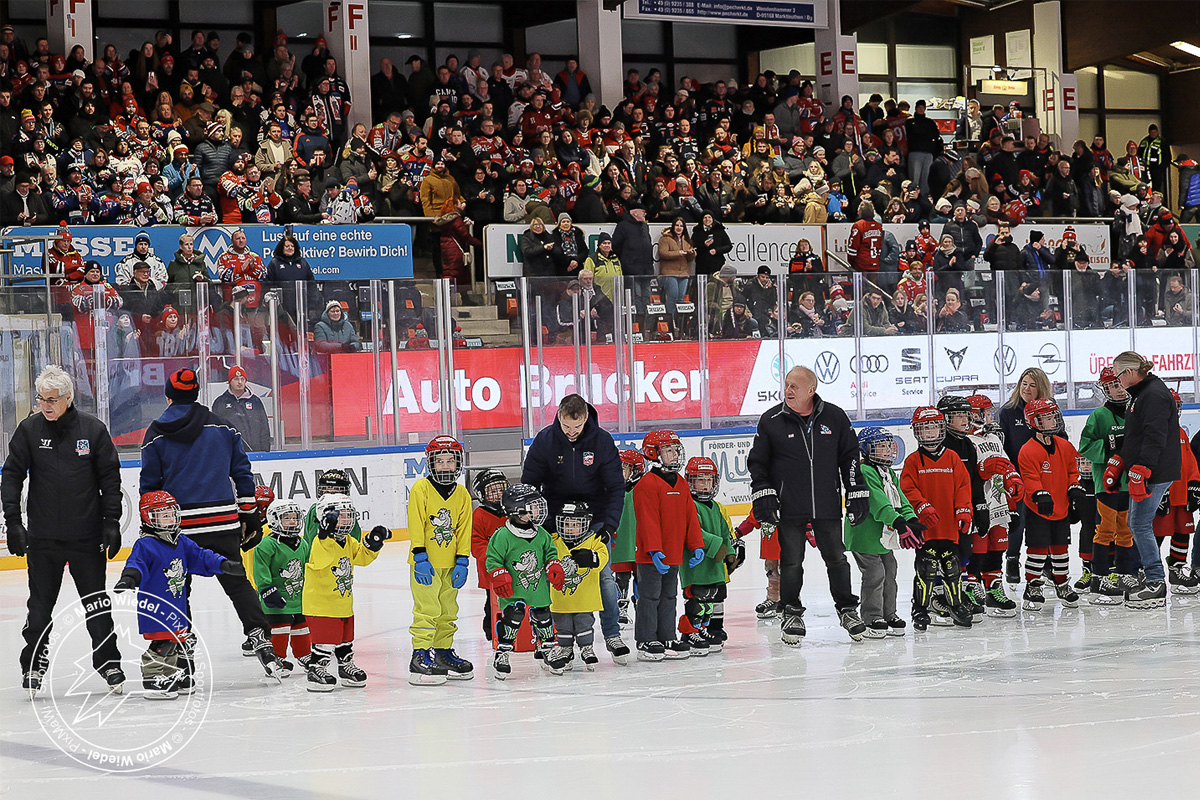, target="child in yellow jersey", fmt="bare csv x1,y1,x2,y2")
548,501,610,673
407,435,474,686
302,494,386,692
